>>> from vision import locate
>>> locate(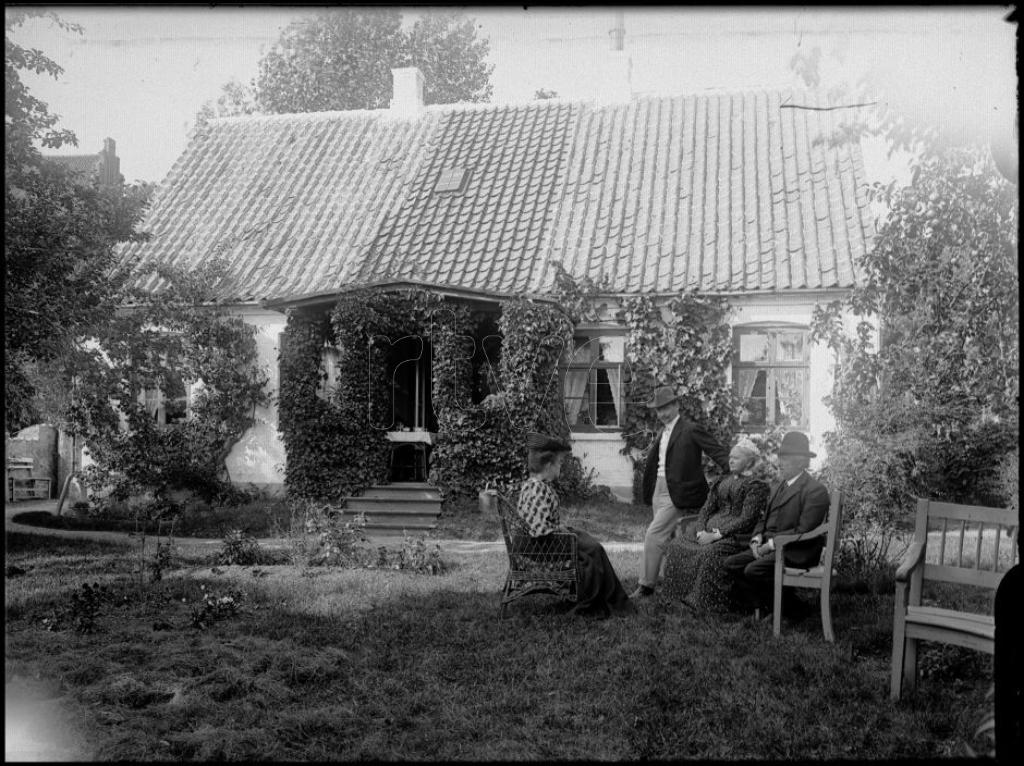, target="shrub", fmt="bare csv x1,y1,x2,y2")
994,445,1019,514
289,502,369,567
190,584,243,630
68,582,112,634
149,540,176,583
216,529,265,566
378,535,447,575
